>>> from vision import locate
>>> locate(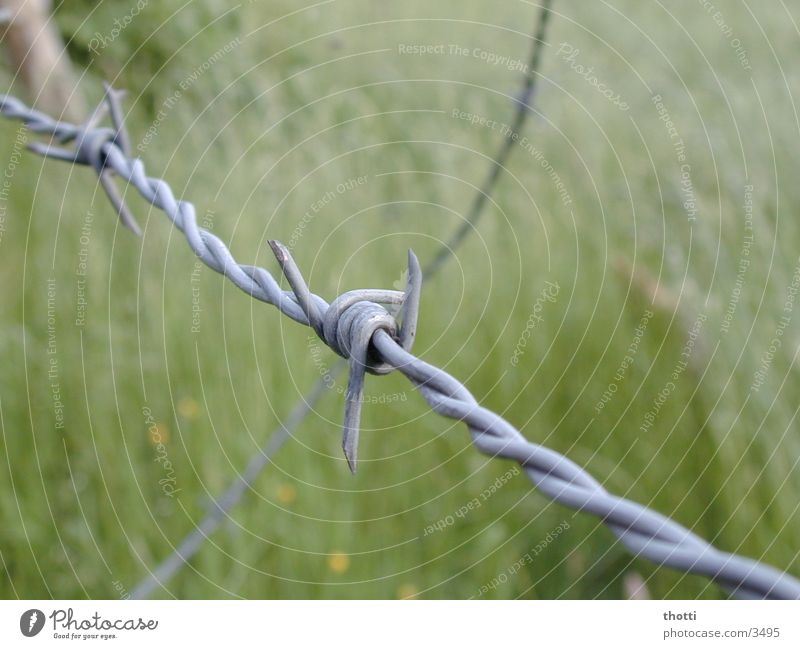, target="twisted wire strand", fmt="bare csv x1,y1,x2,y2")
0,94,323,324
371,333,800,600
3,92,800,600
